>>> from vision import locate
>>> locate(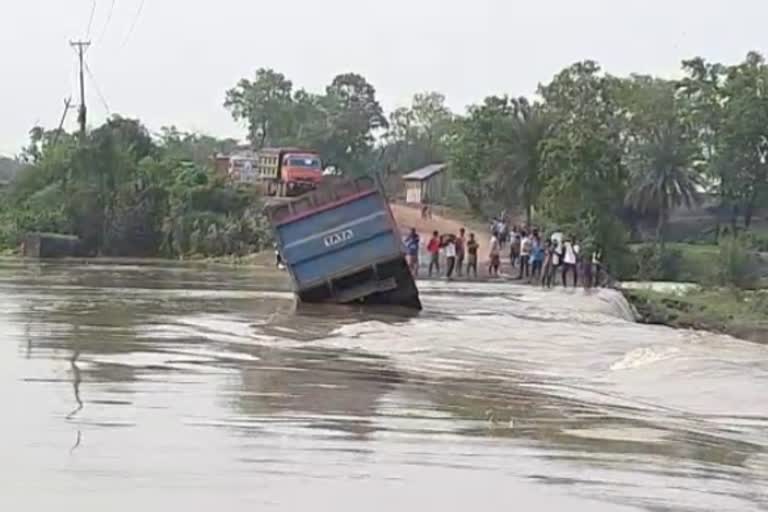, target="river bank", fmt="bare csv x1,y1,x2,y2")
622,286,768,345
